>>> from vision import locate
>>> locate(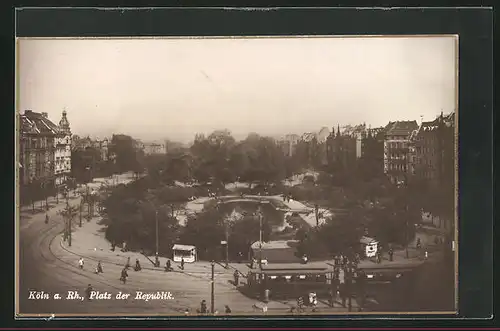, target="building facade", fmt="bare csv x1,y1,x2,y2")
383,120,419,184
277,134,300,157
143,142,166,155
325,126,357,172
54,110,72,187
411,112,455,189
19,110,59,202
359,127,386,179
